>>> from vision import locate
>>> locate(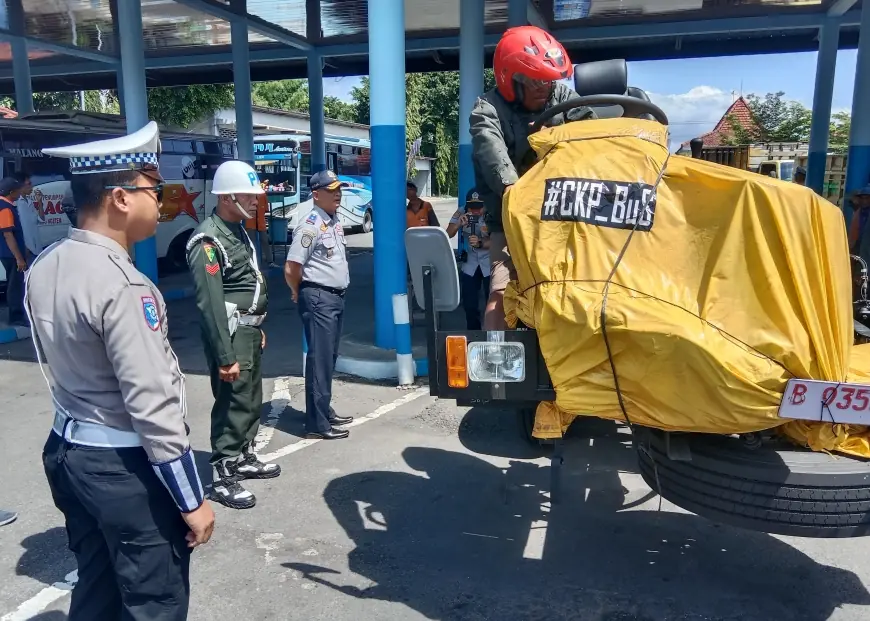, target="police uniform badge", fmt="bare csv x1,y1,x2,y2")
204,244,216,263
142,296,160,331
305,212,318,225
320,222,329,232
301,233,314,248
327,248,334,258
